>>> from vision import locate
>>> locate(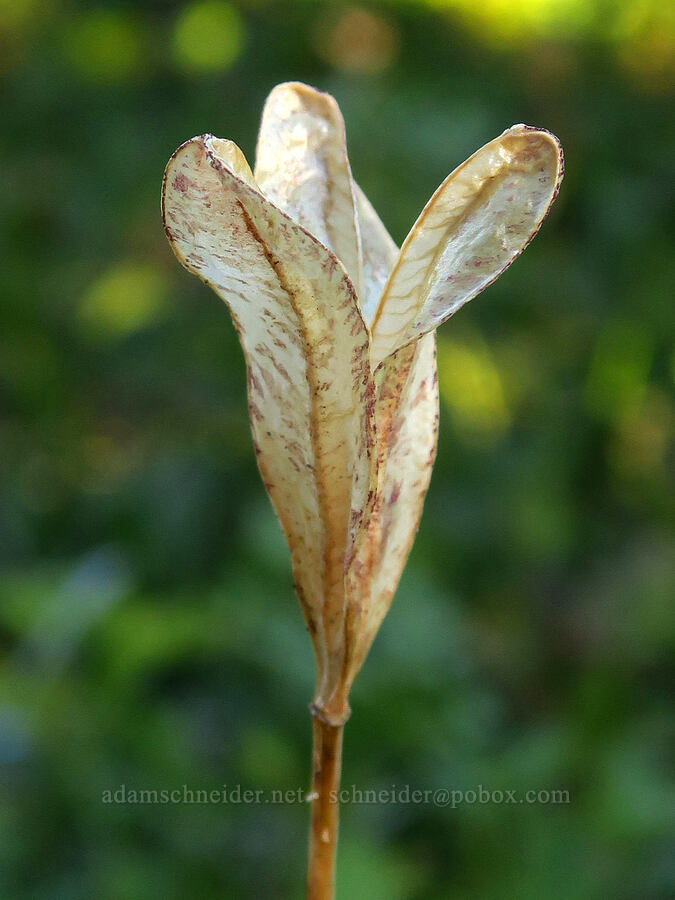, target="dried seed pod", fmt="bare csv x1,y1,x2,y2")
162,82,563,900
